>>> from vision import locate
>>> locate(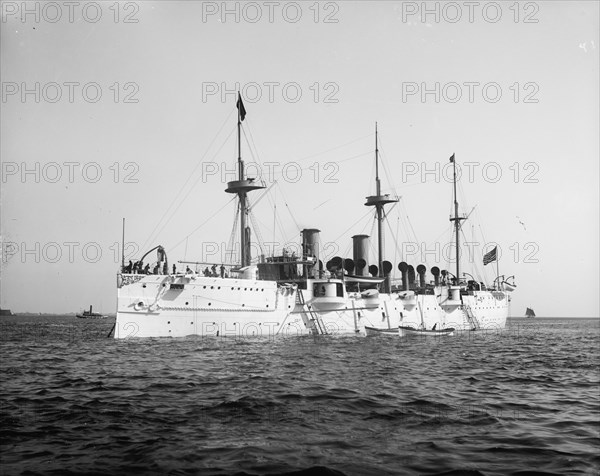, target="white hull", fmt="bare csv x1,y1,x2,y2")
399,288,509,332
115,274,303,339
295,295,404,335
292,279,404,336
116,275,510,339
